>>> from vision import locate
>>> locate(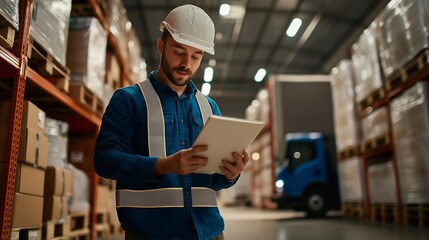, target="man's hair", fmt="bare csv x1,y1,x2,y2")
161,30,171,44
